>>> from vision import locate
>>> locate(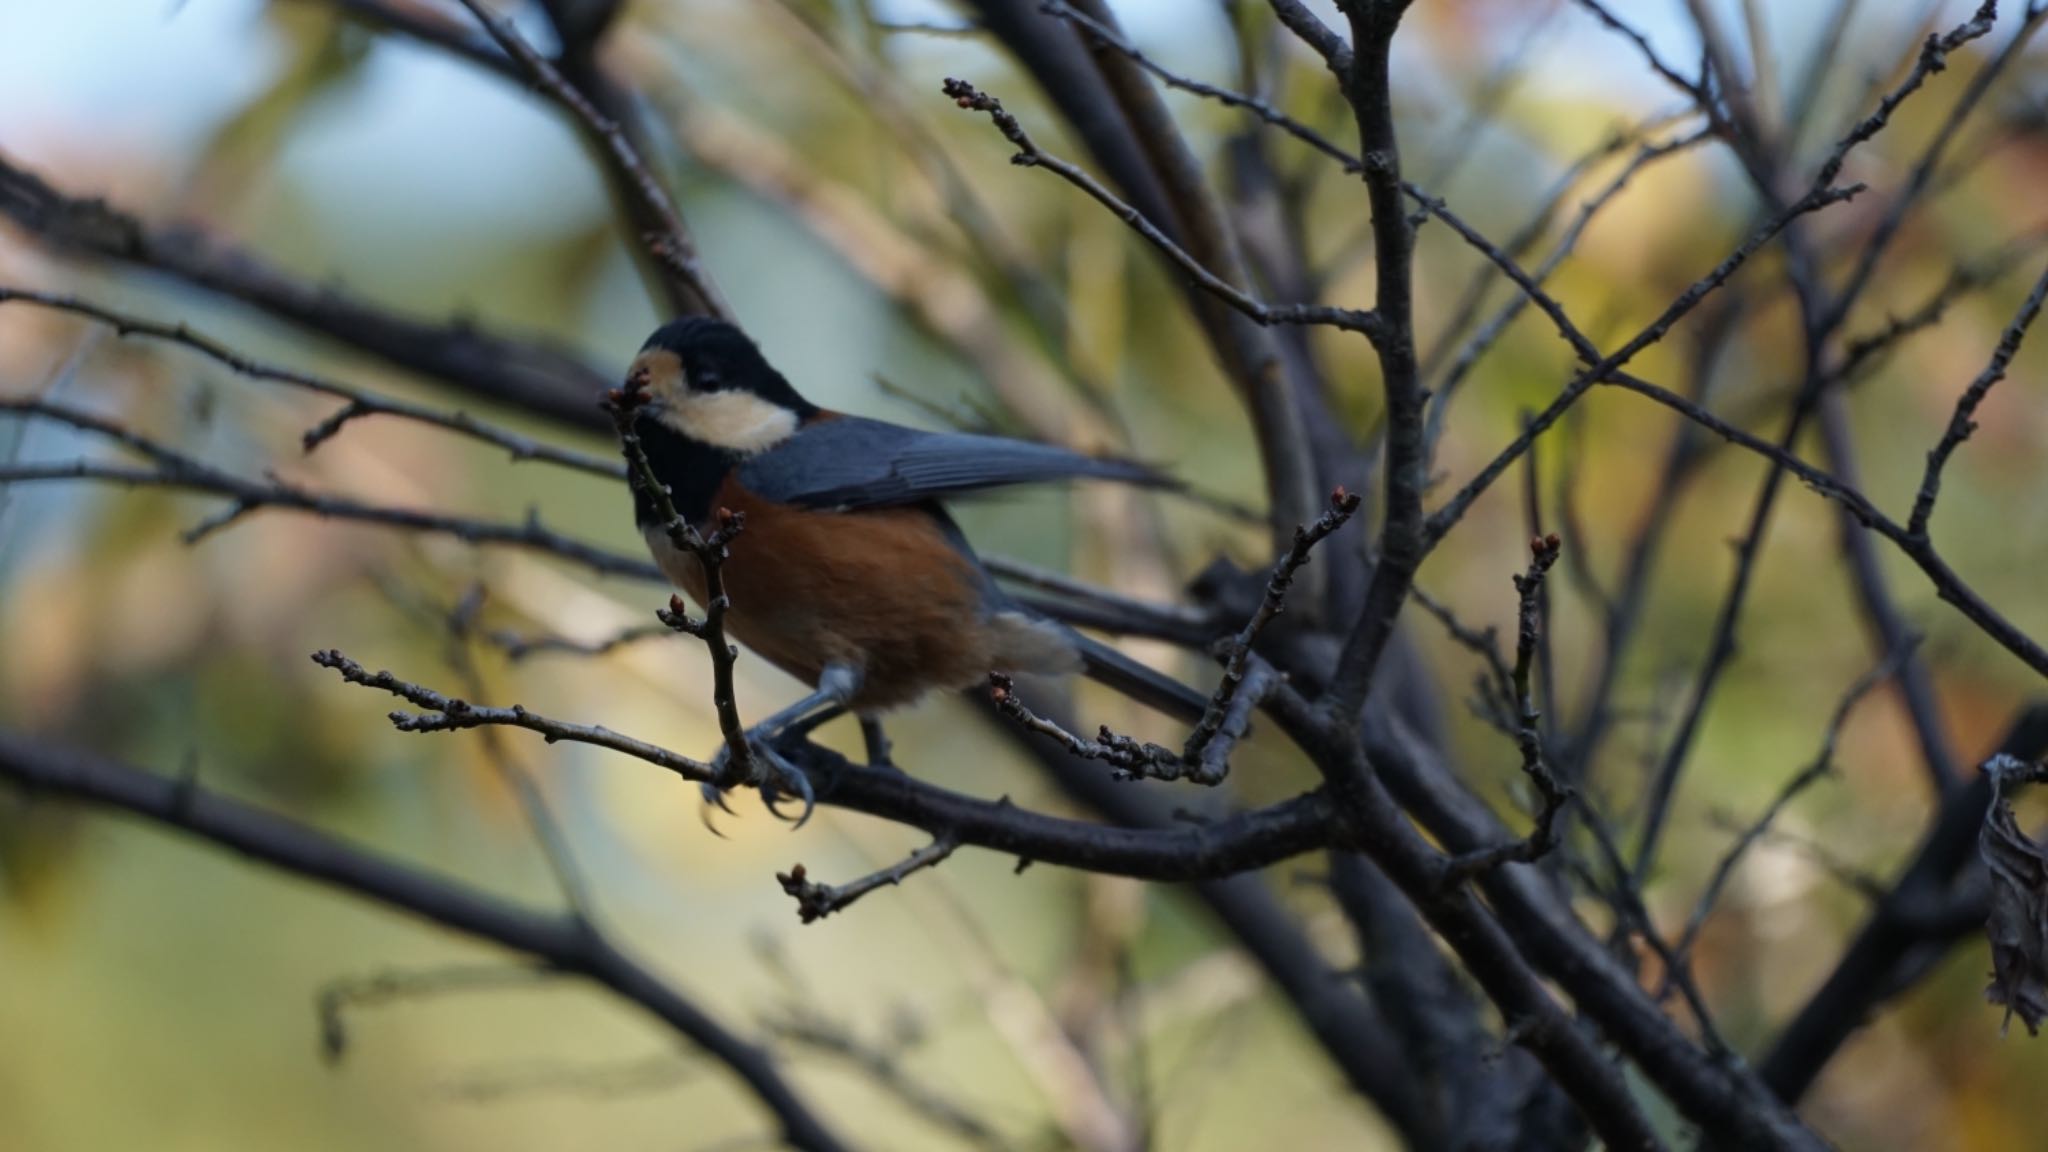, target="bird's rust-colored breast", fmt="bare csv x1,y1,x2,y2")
658,474,1017,711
